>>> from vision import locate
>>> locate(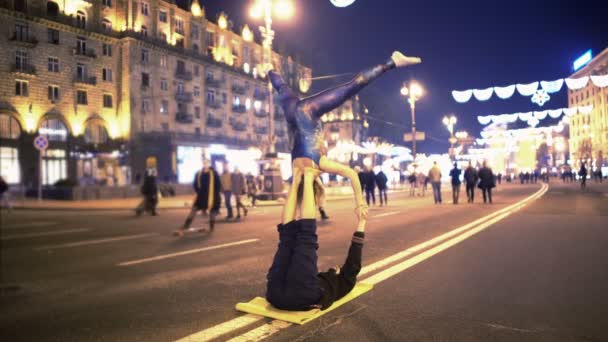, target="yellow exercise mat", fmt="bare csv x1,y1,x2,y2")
235,282,373,325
